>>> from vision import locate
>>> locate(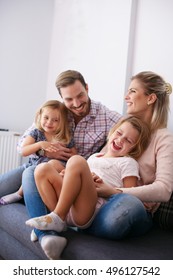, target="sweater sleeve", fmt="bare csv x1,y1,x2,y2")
120,129,173,202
